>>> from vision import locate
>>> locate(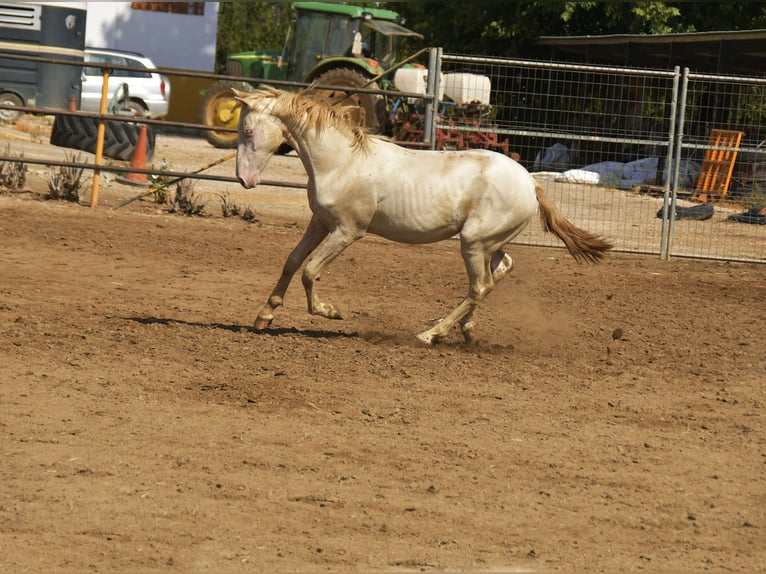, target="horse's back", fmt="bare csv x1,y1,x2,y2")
373,141,534,193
